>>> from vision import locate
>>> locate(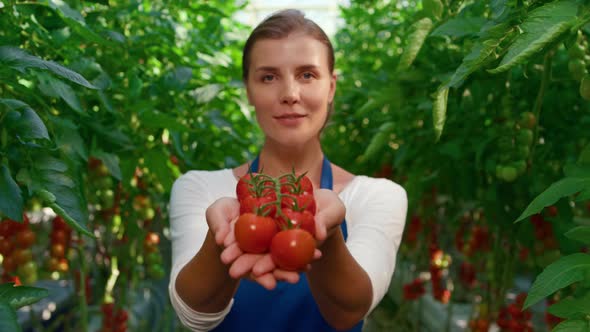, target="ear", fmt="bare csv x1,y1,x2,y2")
328,72,337,104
